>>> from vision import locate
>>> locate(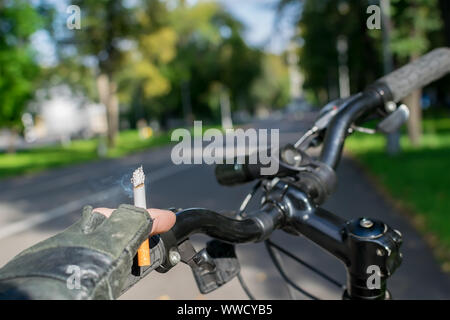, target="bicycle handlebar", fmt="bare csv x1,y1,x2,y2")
124,179,401,300
122,48,450,300
170,207,278,243
375,47,450,102
120,205,283,296
319,90,382,168
322,47,450,168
